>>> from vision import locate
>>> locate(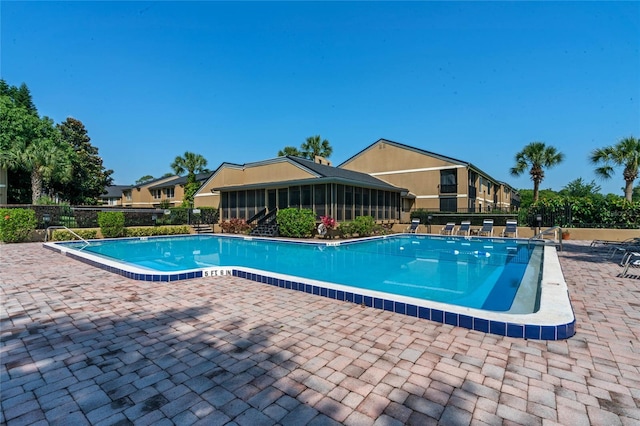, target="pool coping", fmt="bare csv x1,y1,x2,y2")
43,234,575,340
